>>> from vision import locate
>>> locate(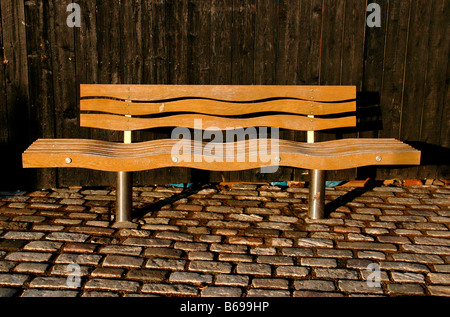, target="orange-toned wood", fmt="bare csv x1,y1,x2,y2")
80,113,356,131
80,84,356,102
80,98,356,116
23,138,421,172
